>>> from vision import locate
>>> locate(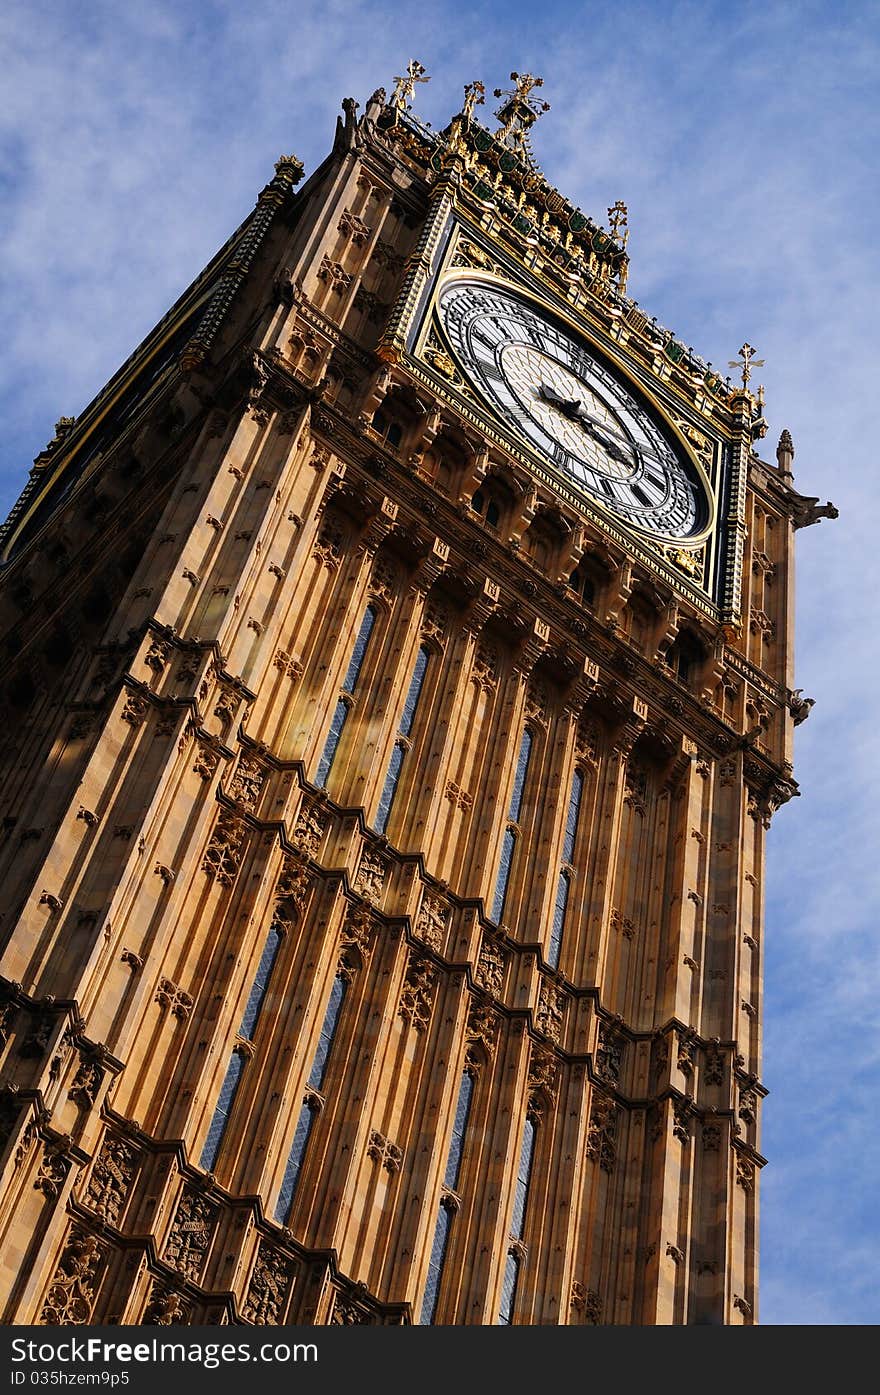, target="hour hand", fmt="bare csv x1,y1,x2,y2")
538,381,583,420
